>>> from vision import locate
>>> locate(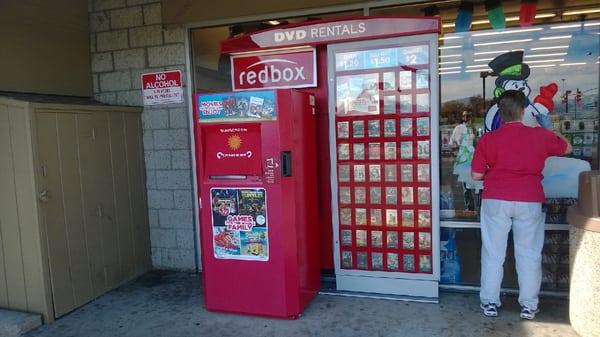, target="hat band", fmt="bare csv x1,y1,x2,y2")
499,64,522,76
